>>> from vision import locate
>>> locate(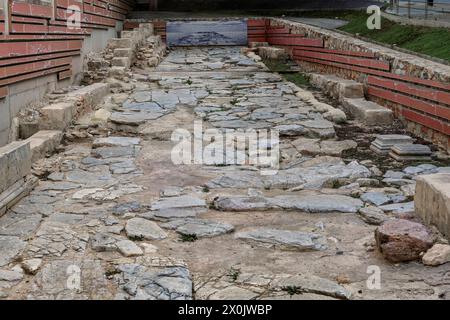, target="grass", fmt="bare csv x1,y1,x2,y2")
180,233,198,242
227,268,241,281
295,10,450,62
282,286,302,296
263,58,311,87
